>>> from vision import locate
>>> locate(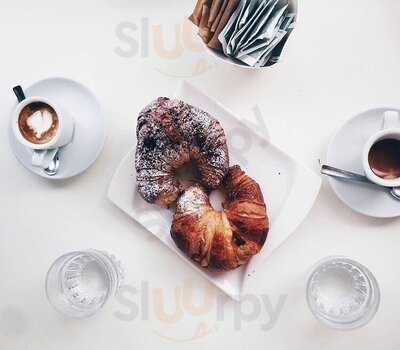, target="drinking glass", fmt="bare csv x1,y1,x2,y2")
306,256,380,330
46,250,124,318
